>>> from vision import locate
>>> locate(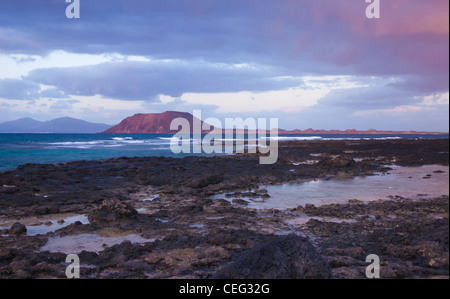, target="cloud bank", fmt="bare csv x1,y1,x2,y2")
0,0,448,131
